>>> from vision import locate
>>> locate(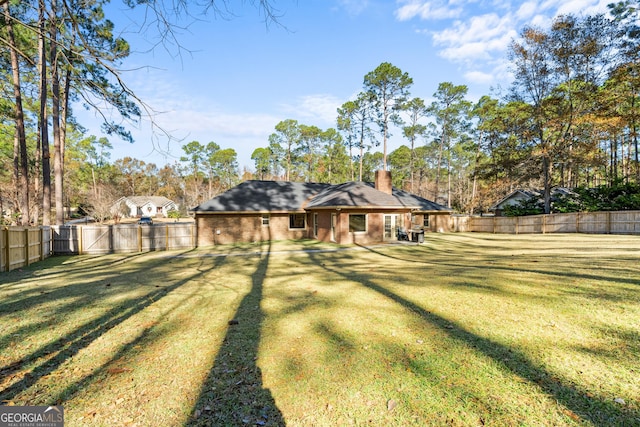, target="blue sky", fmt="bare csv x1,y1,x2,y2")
76,0,612,171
